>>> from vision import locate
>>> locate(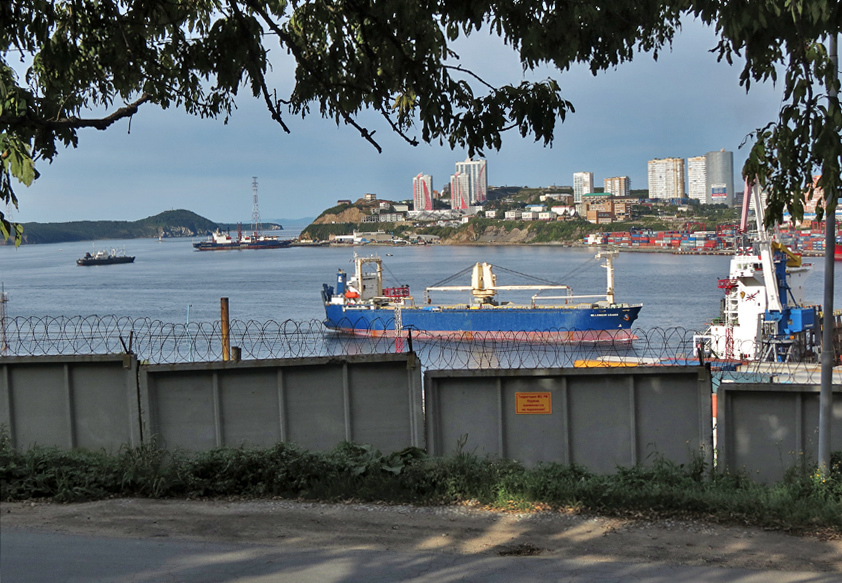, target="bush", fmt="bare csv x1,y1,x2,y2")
1,430,839,535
